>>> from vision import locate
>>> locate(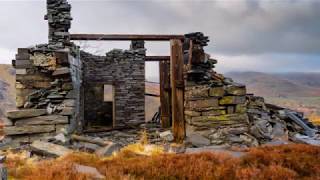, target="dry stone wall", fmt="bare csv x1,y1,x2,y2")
184,33,257,147
81,43,146,128
3,0,80,146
